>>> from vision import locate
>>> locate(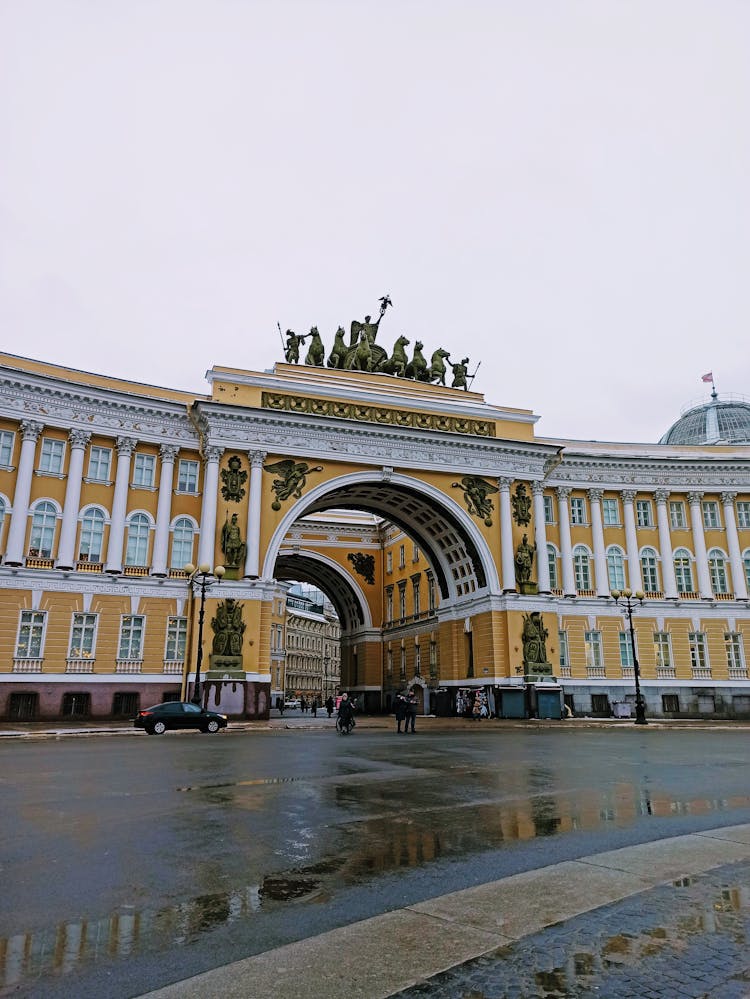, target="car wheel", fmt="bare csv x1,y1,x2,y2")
153,720,167,735
206,719,220,733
